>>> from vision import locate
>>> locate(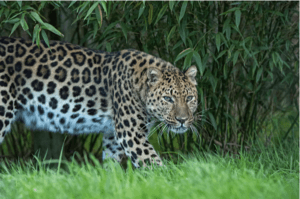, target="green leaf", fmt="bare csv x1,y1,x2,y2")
193,51,204,76
208,112,217,130
120,22,128,43
174,48,193,63
0,1,6,6
41,30,50,48
215,33,221,52
217,50,226,59
138,4,145,19
154,4,168,25
78,2,89,14
222,63,227,79
183,51,193,70
148,4,153,24
6,18,20,24
95,4,102,27
235,9,241,28
32,24,40,44
22,5,34,11
30,11,44,24
84,2,98,20
36,28,40,47
220,7,239,15
20,18,29,31
9,22,20,36
0,8,4,18
68,1,77,8
233,51,239,65
42,23,64,37
17,1,22,9
179,18,187,45
256,67,263,83
20,13,28,31
93,21,98,38
179,1,187,23
99,1,107,15
106,42,111,52
102,21,118,38
172,41,183,51
169,1,175,12
209,74,218,93
166,26,176,47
